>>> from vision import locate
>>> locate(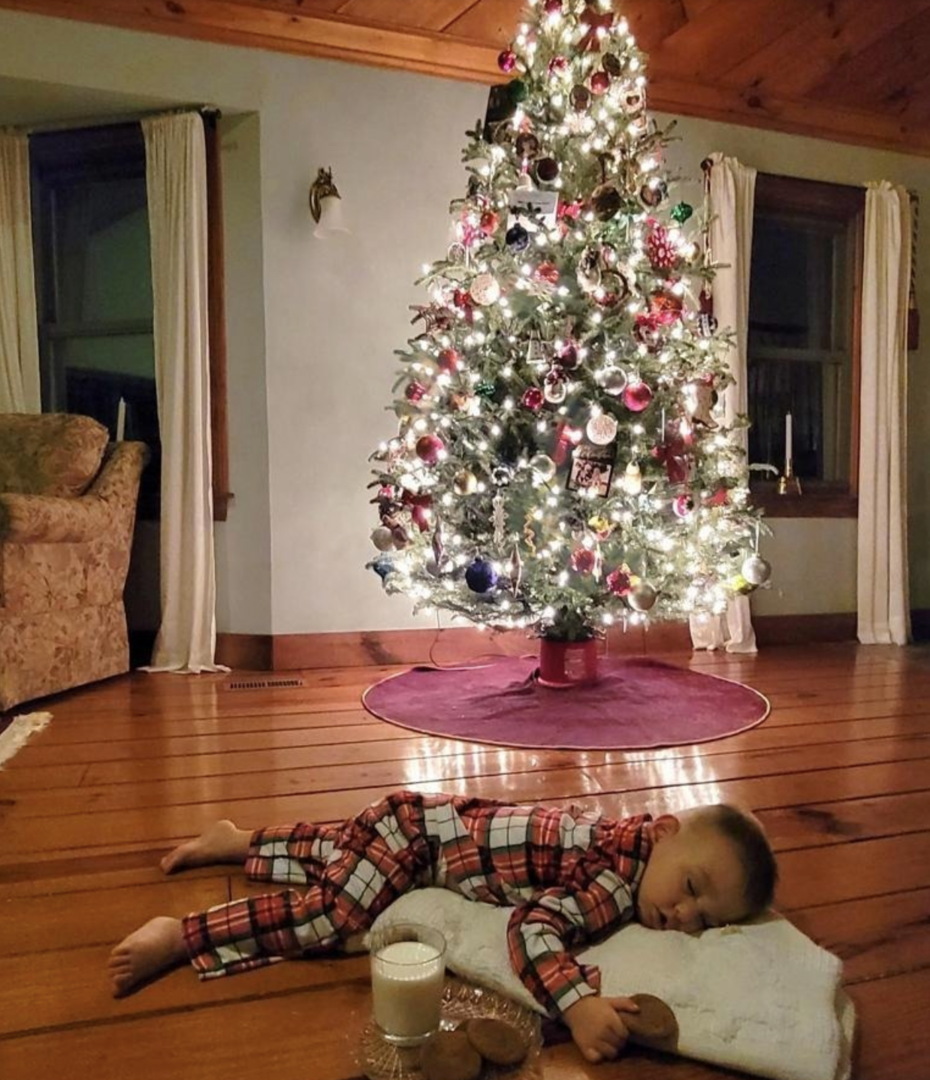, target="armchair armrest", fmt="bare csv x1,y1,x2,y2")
0,492,114,543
